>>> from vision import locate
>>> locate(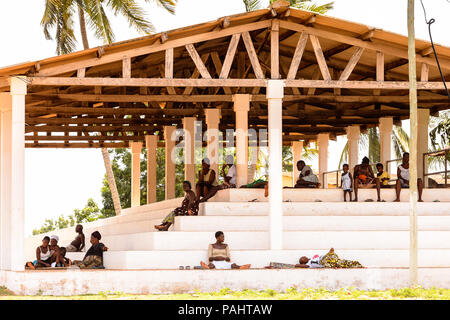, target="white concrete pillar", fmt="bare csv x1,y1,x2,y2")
0,93,12,270
130,141,143,207
204,109,221,175
183,117,196,187
318,133,329,188
164,126,176,200
233,95,250,187
291,141,303,186
145,135,158,204
379,117,393,173
417,108,430,183
267,80,284,250
346,125,360,172
0,77,26,271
